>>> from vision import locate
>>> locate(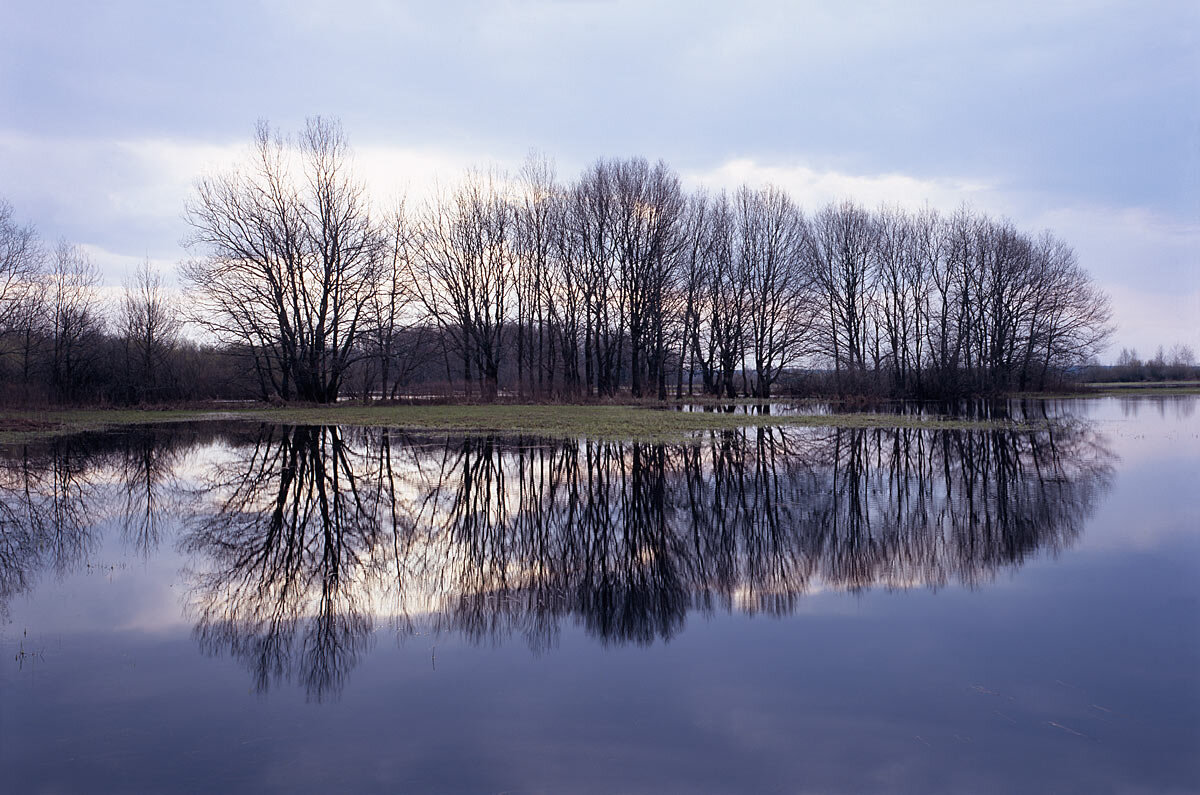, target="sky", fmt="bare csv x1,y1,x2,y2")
1,0,1196,359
